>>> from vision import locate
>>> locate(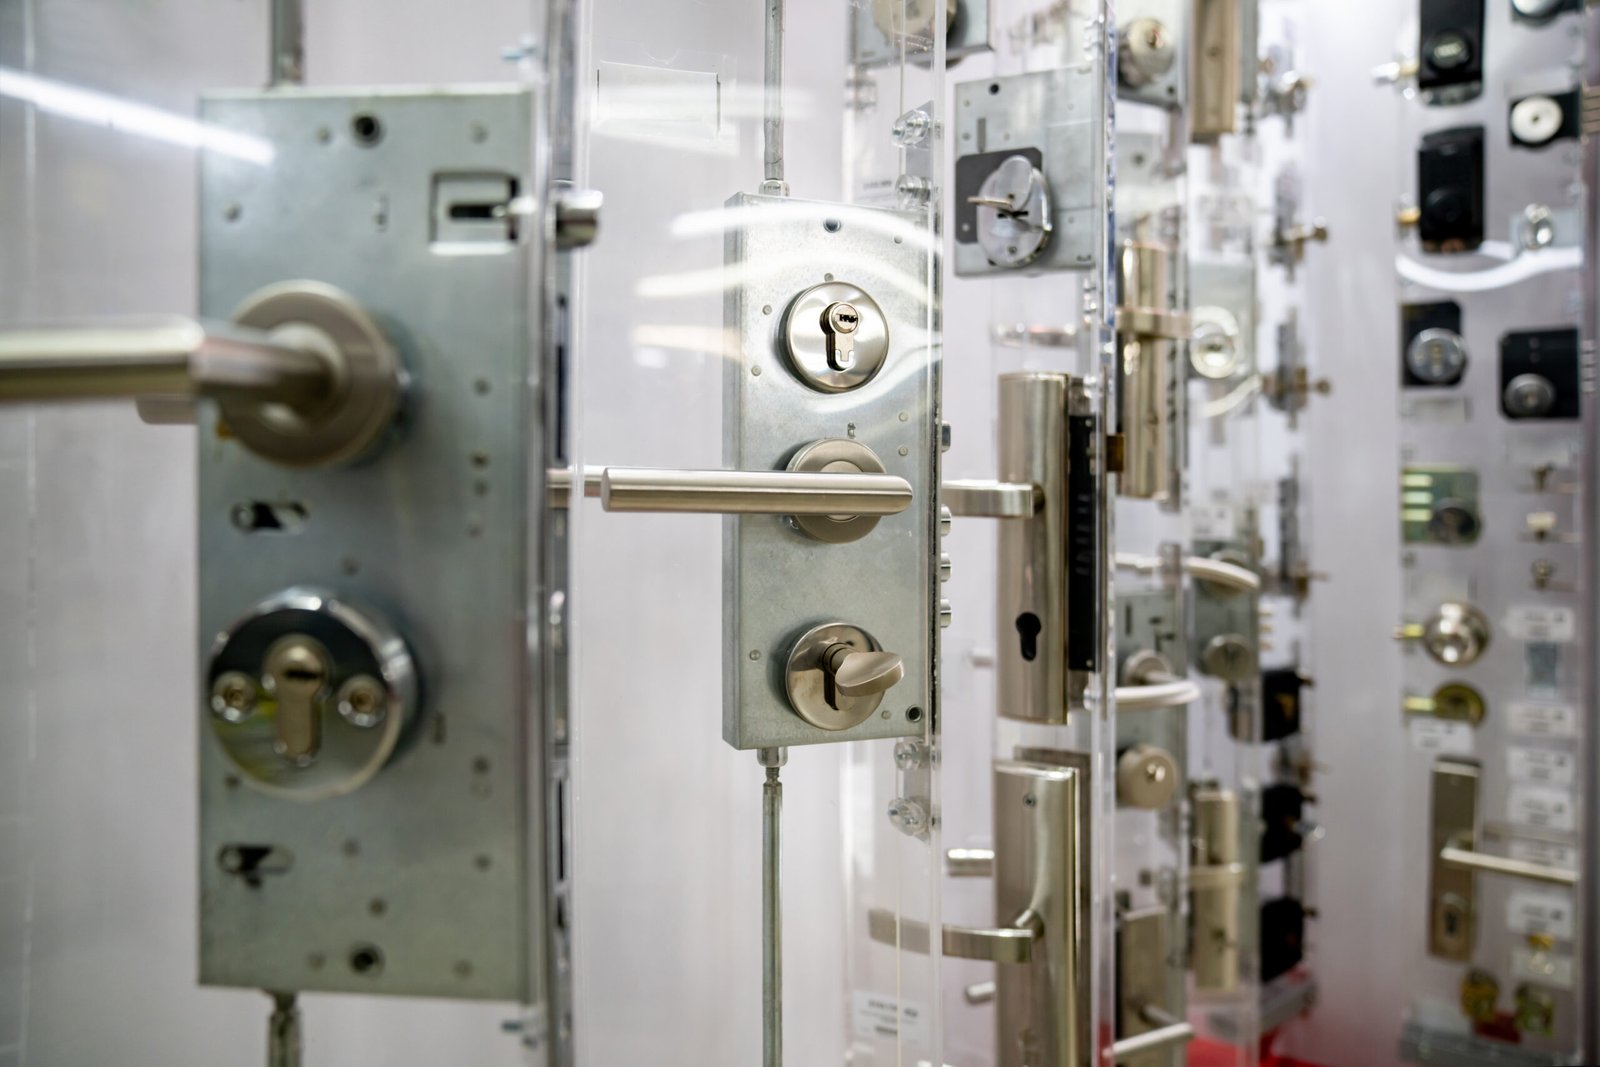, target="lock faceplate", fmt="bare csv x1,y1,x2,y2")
197,88,547,1001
